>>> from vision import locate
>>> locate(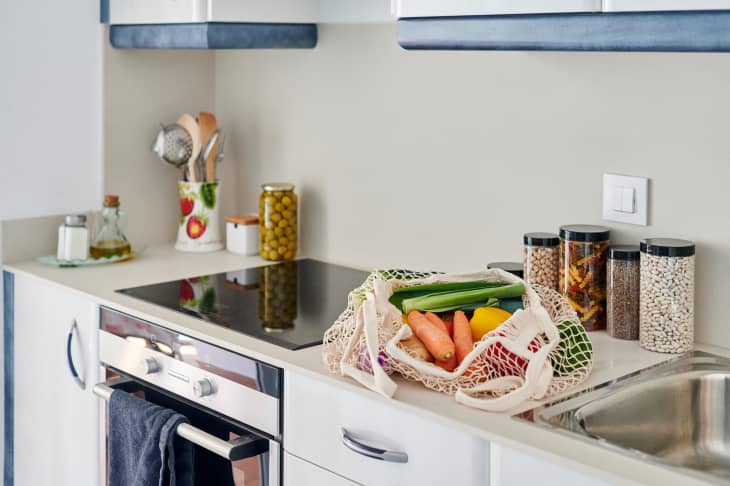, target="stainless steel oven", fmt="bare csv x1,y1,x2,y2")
96,307,282,486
